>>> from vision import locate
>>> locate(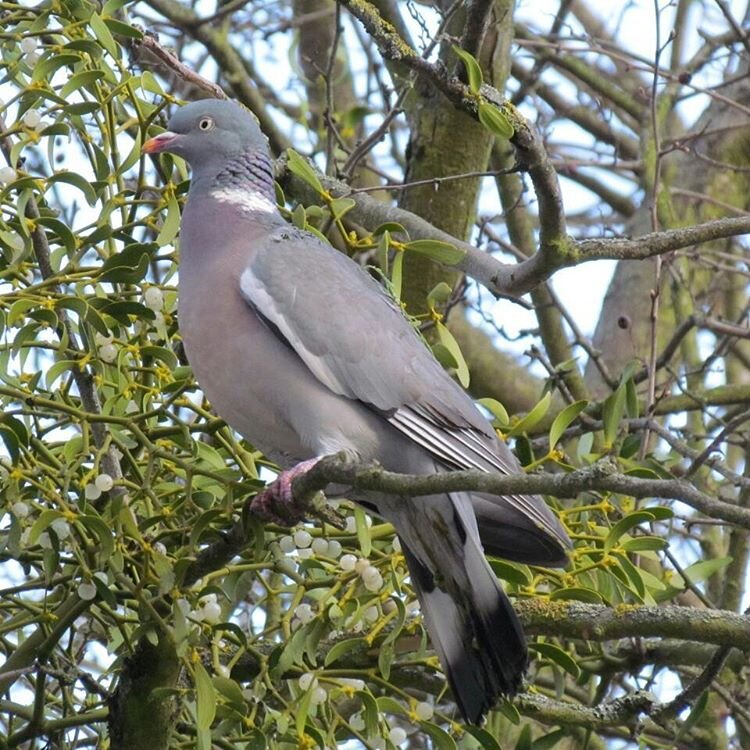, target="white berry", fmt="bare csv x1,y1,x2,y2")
22,110,42,129
349,713,365,731
415,701,433,721
354,557,371,575
11,501,30,518
20,37,37,54
0,166,17,184
311,537,328,556
51,518,70,539
94,473,113,492
296,602,314,624
326,540,342,558
99,343,117,363
279,535,295,553
84,482,101,500
201,601,222,624
340,554,357,572
77,581,97,600
293,529,312,548
310,686,327,705
143,286,164,311
389,727,407,746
